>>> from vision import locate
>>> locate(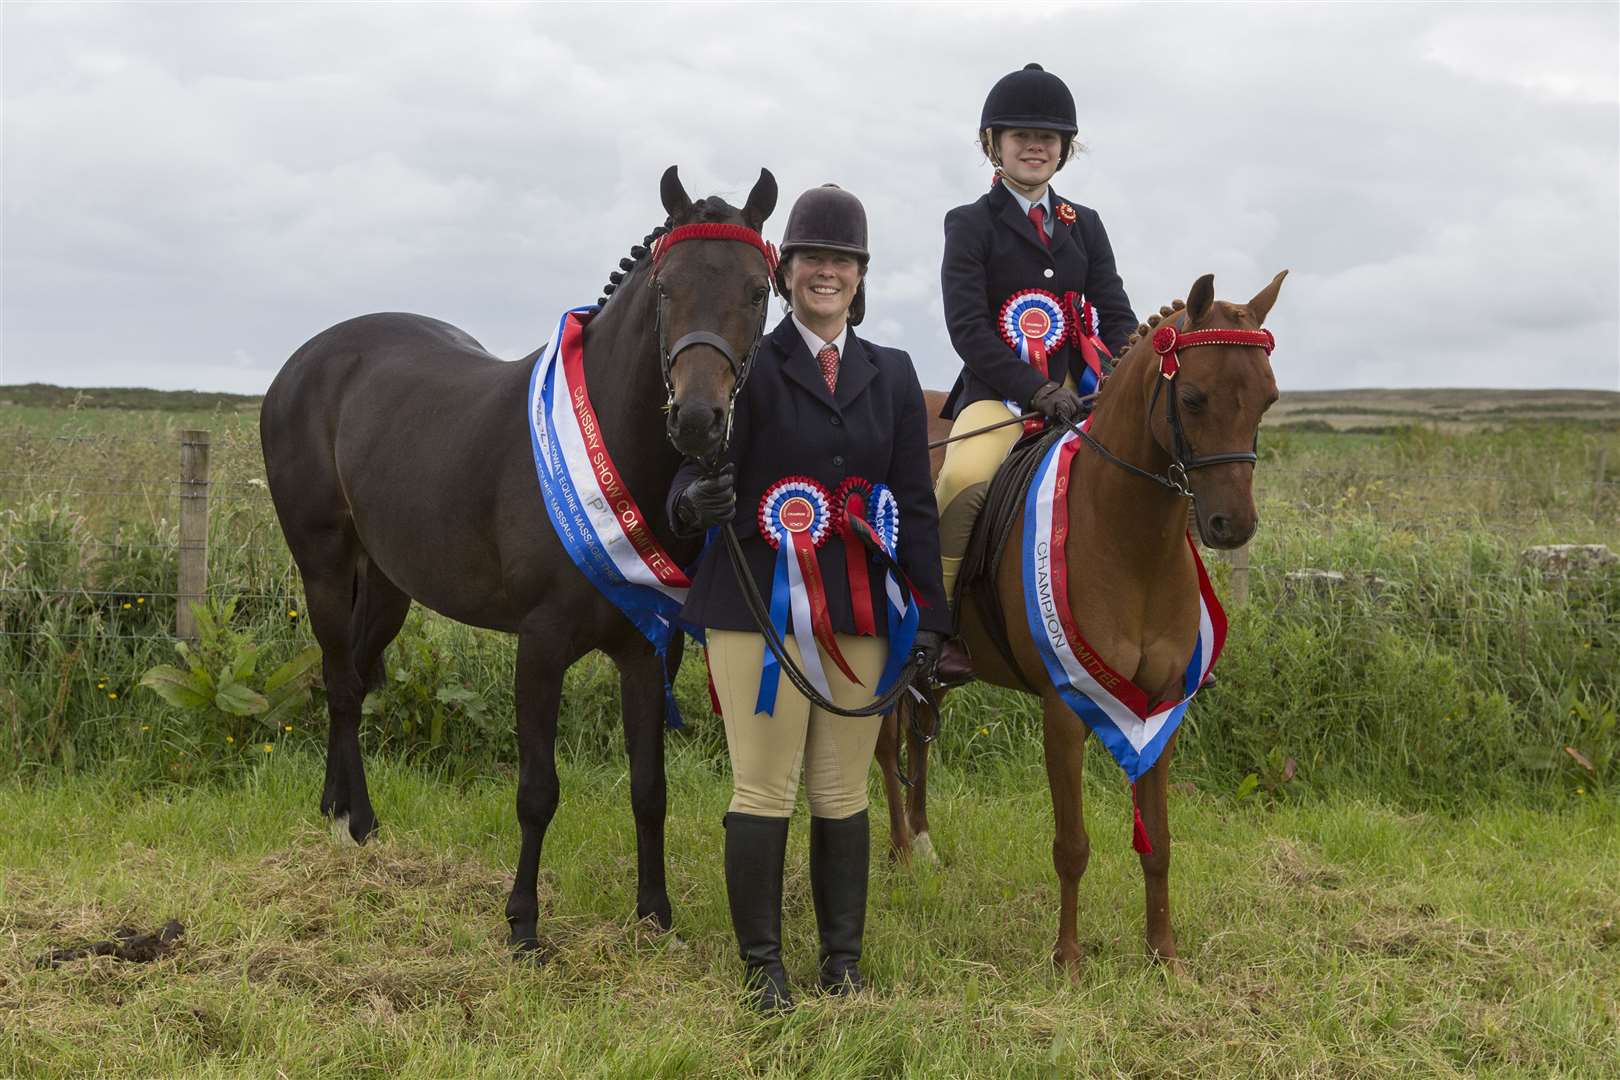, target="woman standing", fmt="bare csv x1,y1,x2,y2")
933,63,1138,677
667,184,949,1011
